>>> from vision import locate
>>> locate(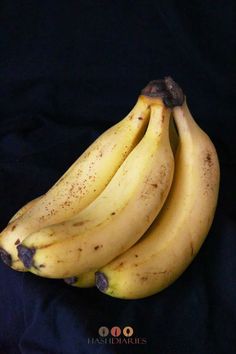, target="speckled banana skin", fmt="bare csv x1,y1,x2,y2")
0,96,150,271
18,99,174,278
96,99,220,299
